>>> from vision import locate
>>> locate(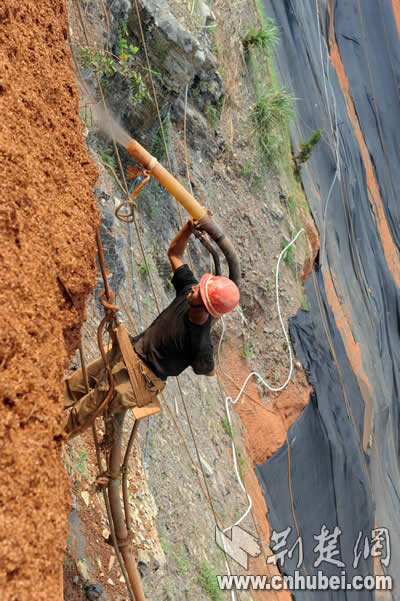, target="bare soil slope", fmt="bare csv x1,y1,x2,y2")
0,2,98,599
